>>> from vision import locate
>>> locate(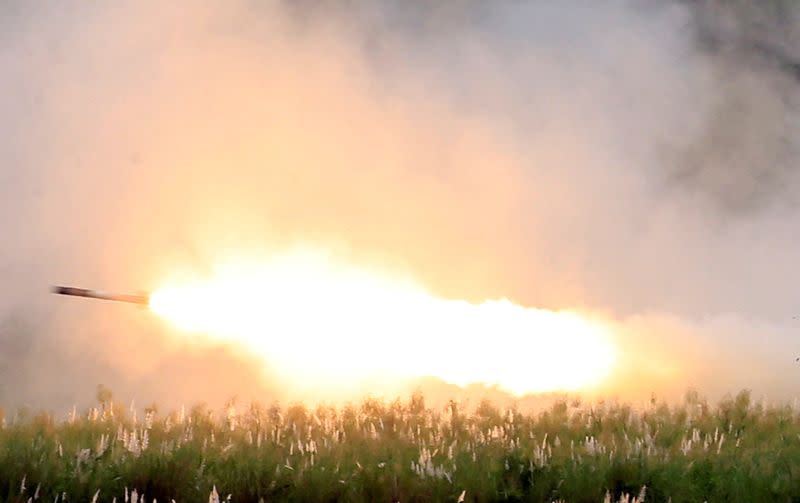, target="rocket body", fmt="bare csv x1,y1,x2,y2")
52,286,149,305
